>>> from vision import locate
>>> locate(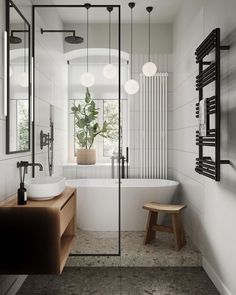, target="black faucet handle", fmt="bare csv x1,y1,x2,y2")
17,161,29,168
